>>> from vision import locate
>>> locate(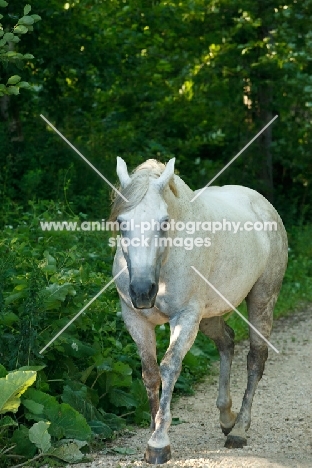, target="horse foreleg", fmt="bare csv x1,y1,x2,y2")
199,316,237,435
145,313,200,464
121,302,160,430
